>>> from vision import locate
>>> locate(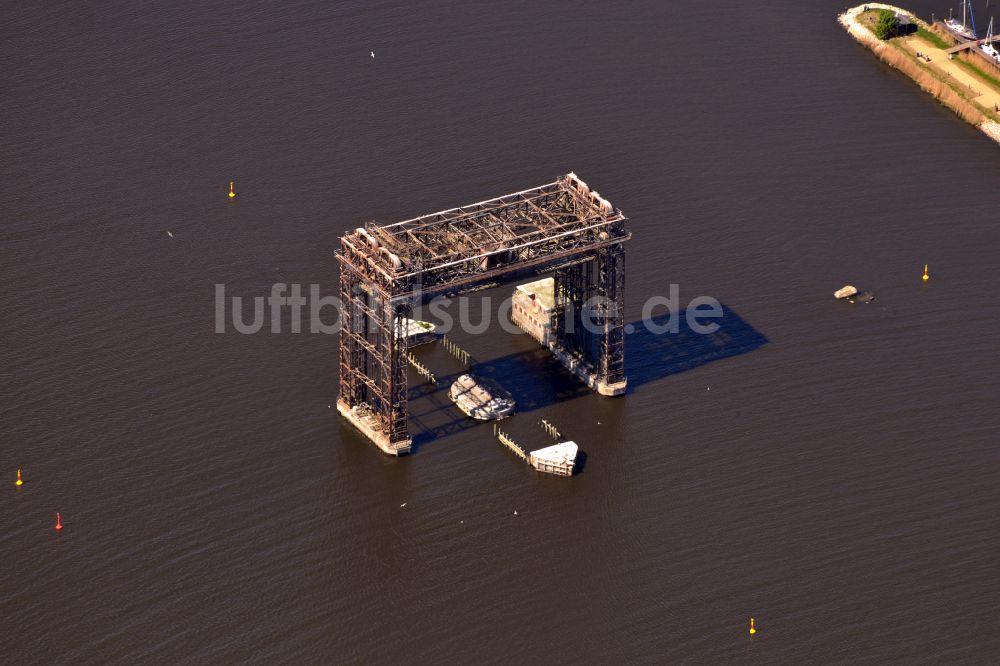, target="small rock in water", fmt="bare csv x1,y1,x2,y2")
834,285,858,300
